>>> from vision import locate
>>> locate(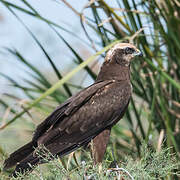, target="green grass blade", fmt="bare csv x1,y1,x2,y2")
0,40,121,129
